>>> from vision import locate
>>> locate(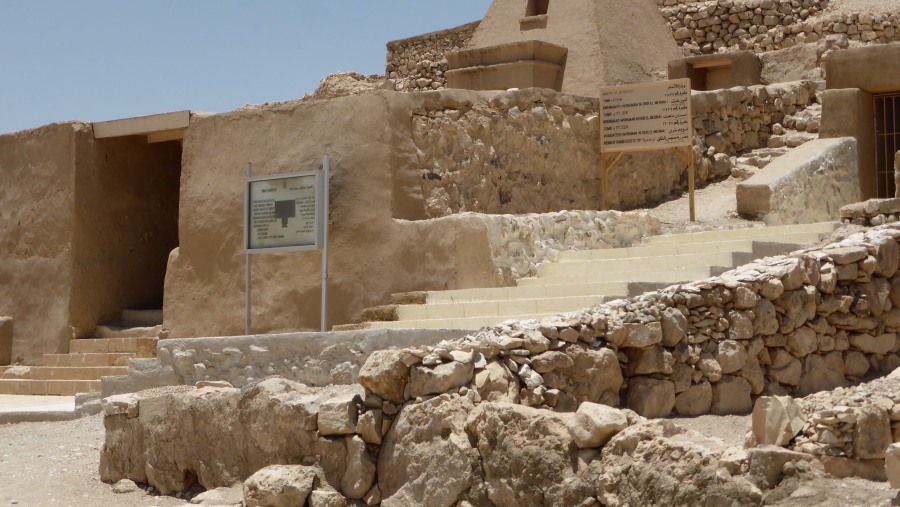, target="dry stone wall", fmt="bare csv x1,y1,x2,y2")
411,84,816,215
660,0,900,55
386,22,479,92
